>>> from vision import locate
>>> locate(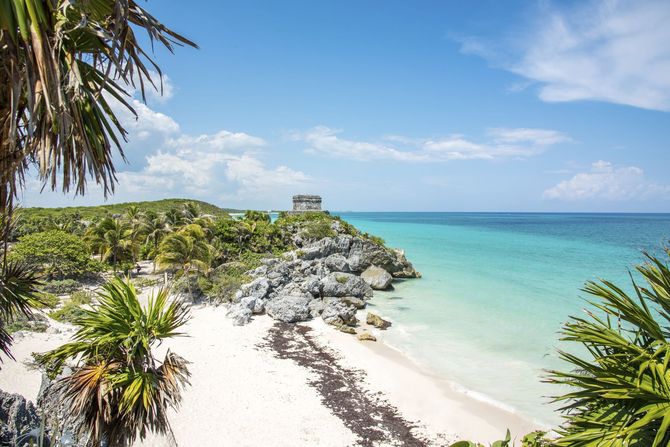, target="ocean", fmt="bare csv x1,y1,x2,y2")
335,212,670,426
